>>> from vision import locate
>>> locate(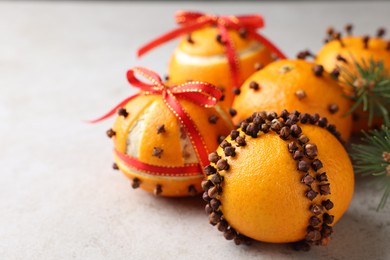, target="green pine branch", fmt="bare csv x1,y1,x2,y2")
341,59,390,126
351,125,390,210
